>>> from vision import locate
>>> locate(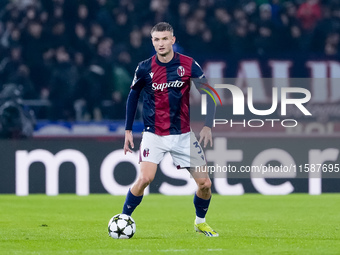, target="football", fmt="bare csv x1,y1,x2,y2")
108,214,136,239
